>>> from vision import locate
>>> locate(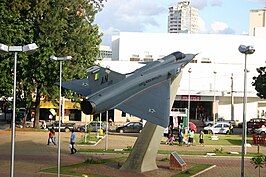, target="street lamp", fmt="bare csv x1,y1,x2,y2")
187,68,192,131
230,73,234,122
0,43,38,177
50,55,72,177
238,45,255,177
213,71,217,127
